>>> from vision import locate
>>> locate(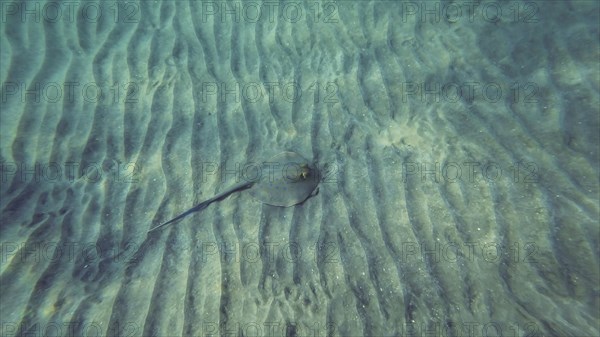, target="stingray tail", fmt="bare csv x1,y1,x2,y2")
147,201,211,233
147,181,254,234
